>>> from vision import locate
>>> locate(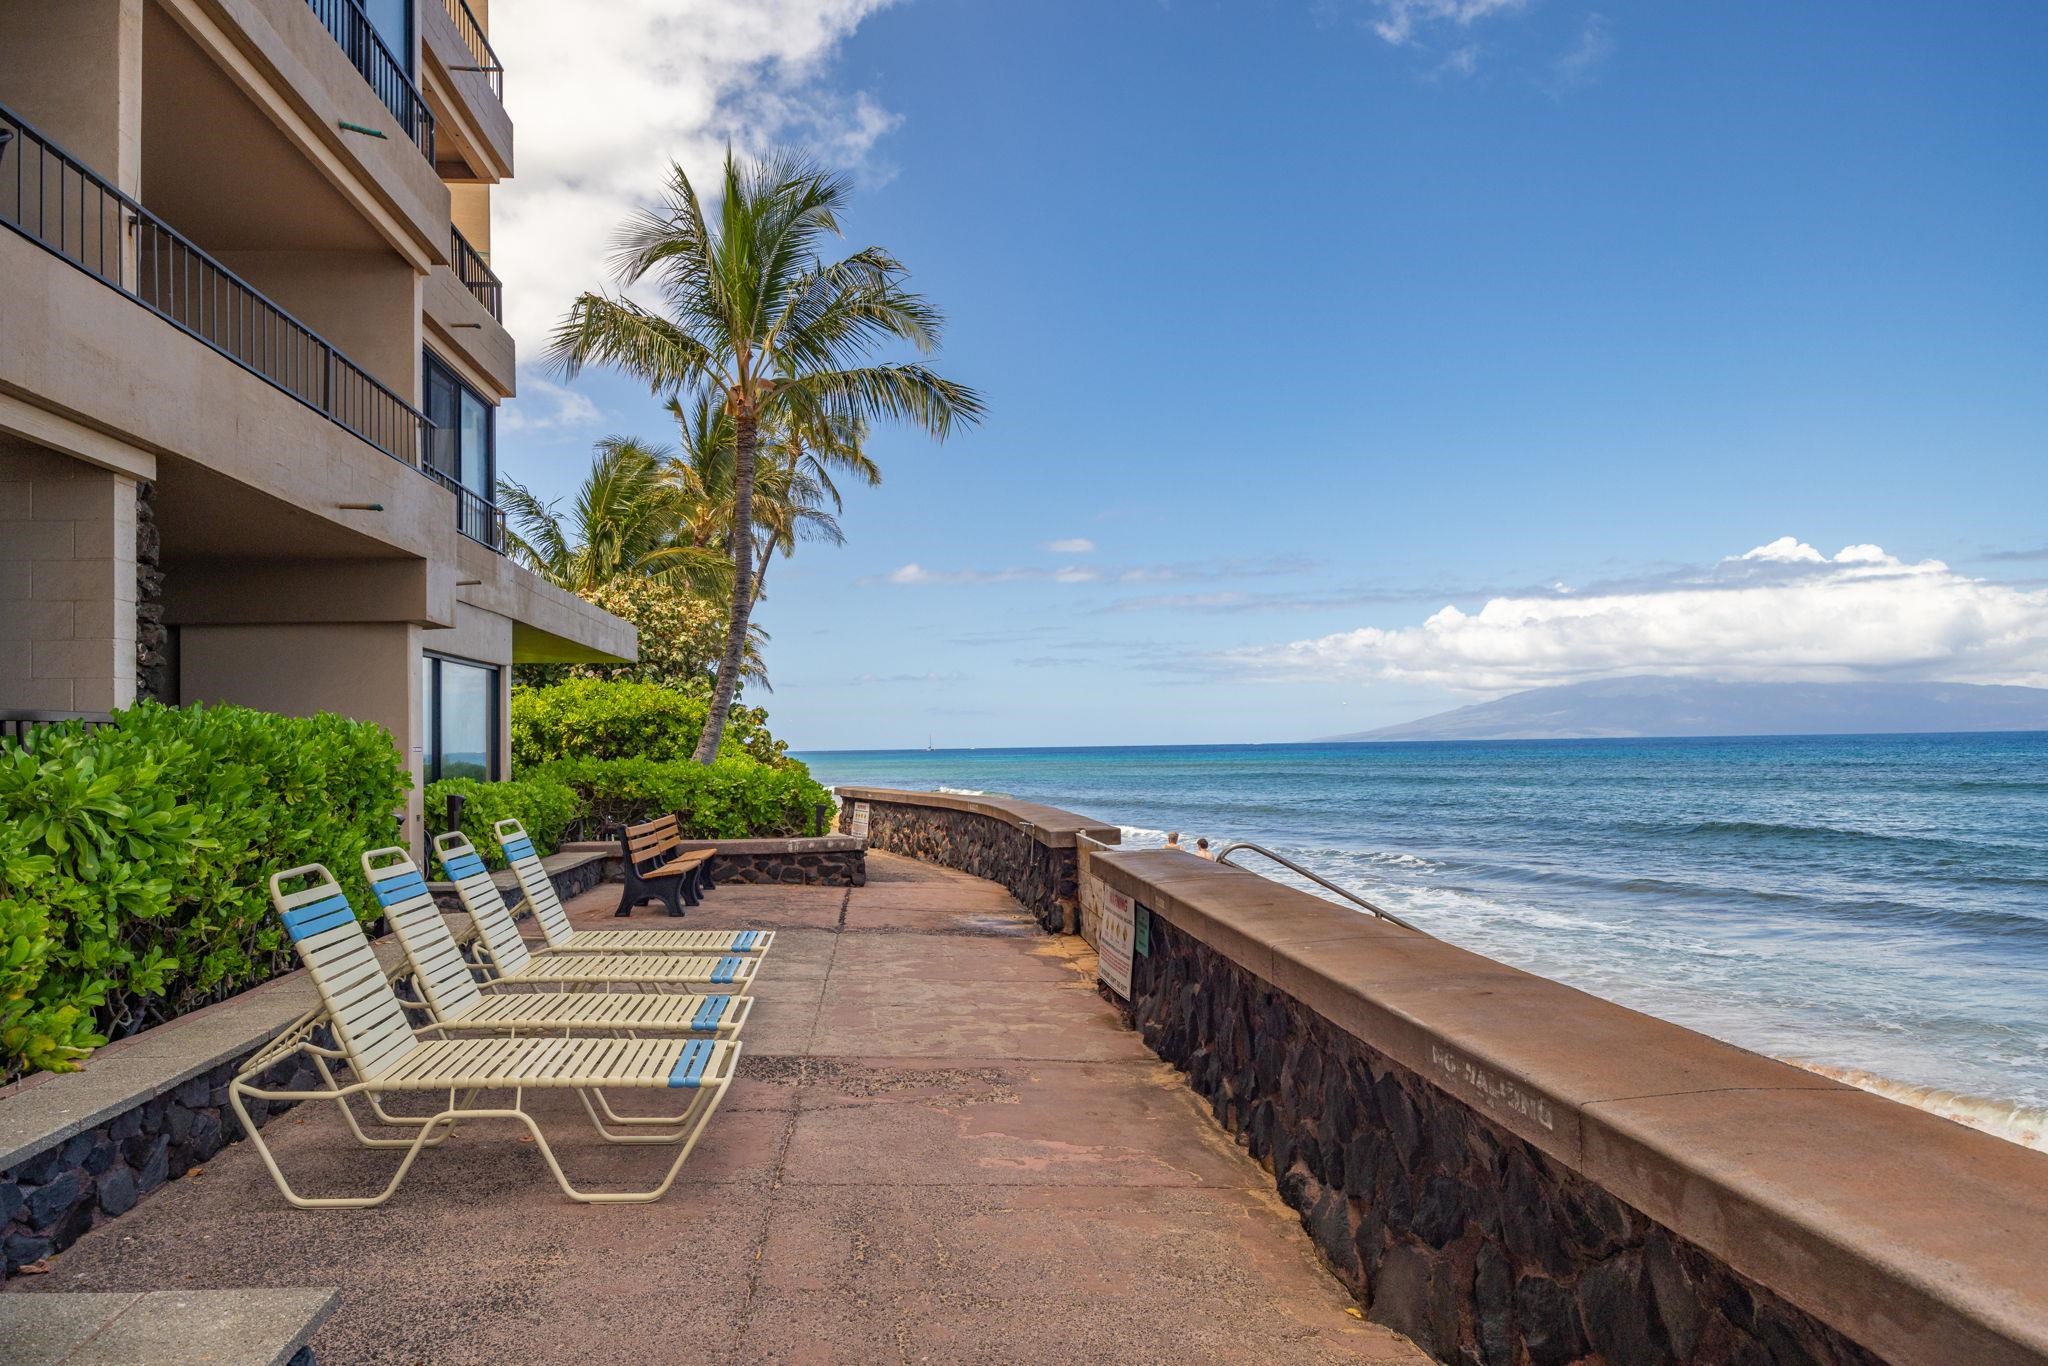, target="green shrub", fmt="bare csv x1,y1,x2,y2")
0,702,409,1081
423,772,582,870
511,678,789,769
535,756,832,840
